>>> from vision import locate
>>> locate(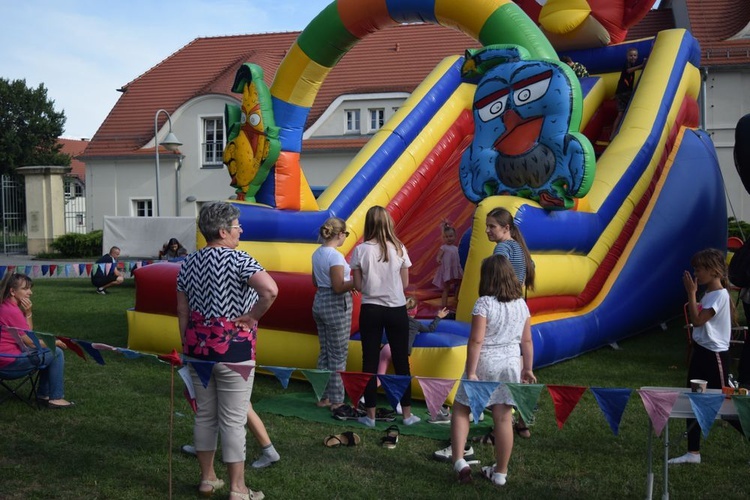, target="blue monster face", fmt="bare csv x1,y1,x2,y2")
460,47,594,210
